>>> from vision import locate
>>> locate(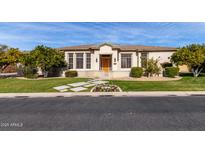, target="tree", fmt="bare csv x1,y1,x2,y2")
0,48,22,72
171,44,205,77
20,52,36,67
17,52,38,78
0,51,6,71
145,58,161,77
31,45,66,77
